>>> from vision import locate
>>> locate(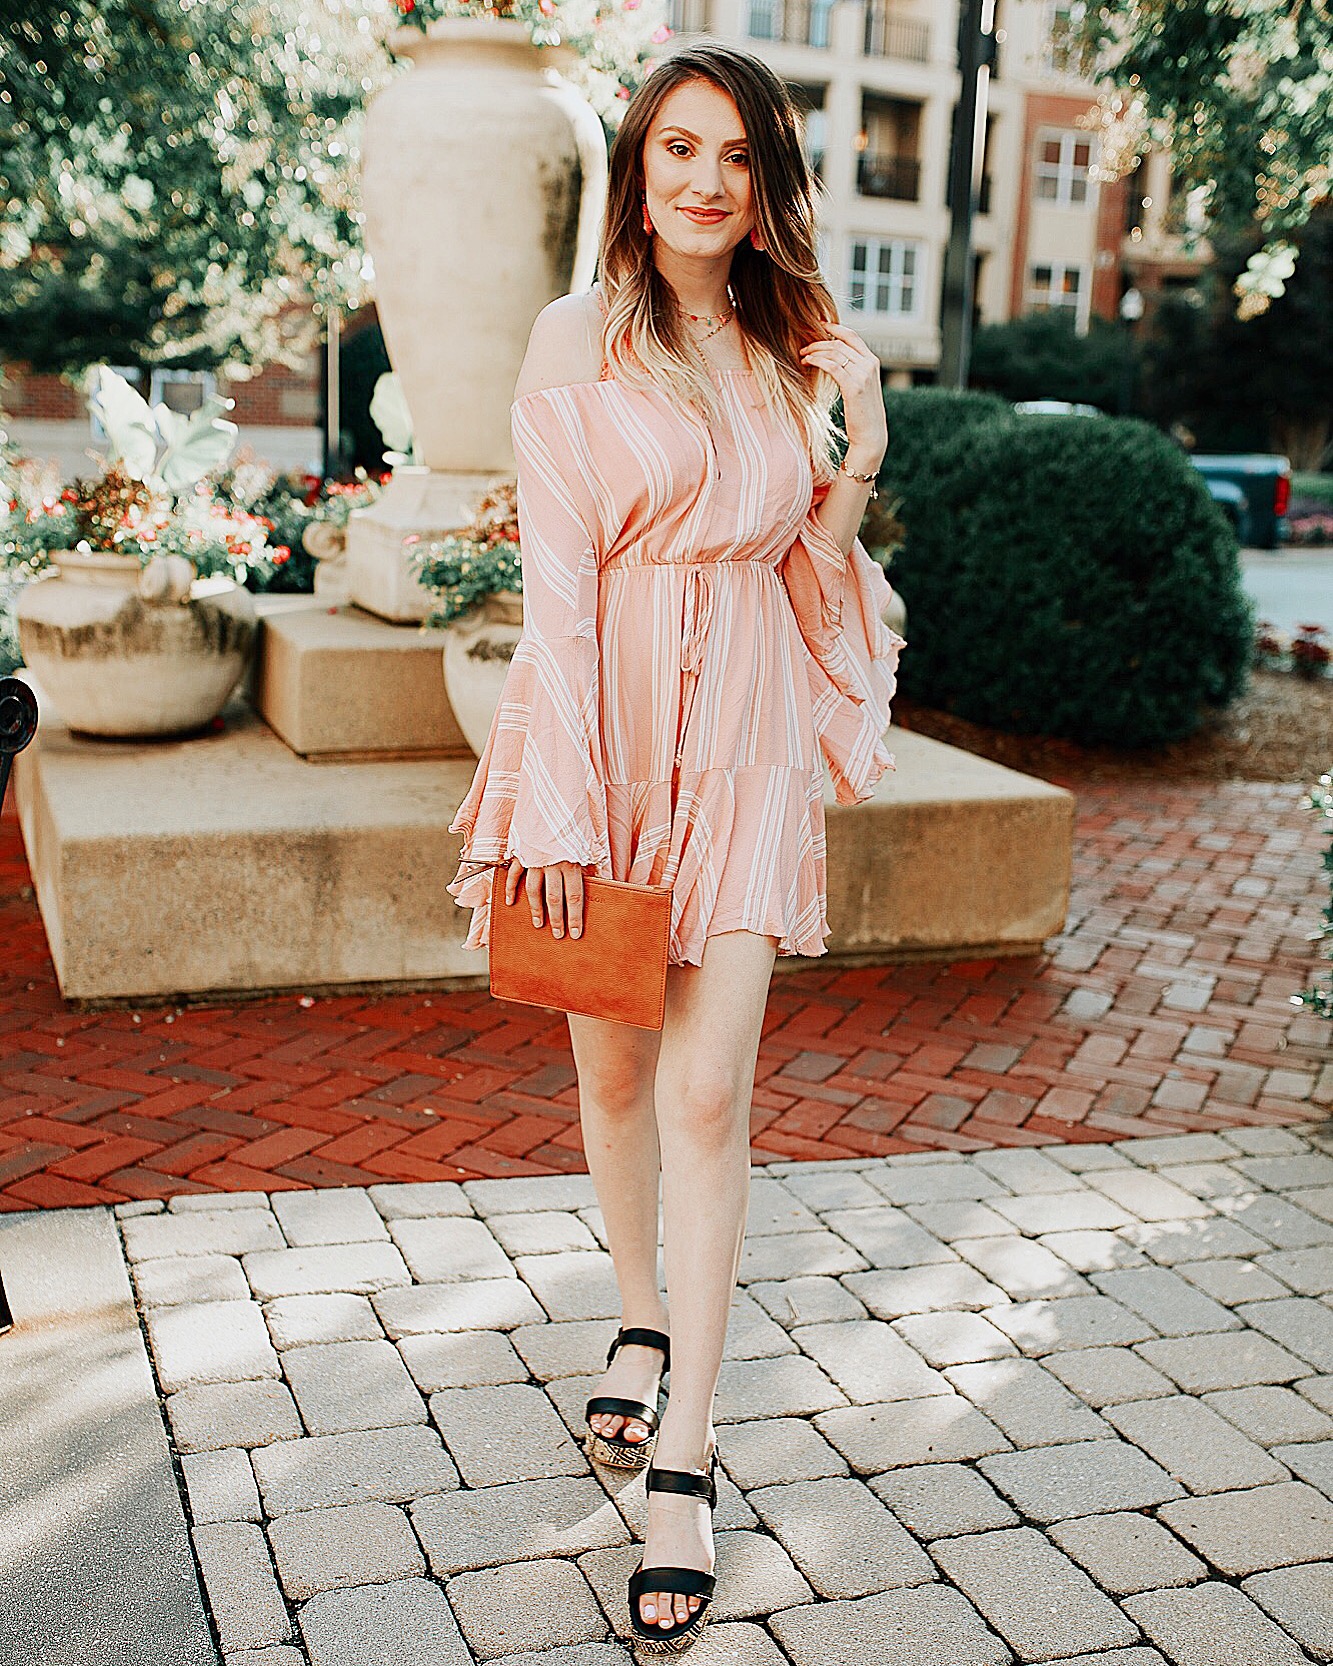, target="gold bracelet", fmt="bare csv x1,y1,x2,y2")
839,461,879,498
